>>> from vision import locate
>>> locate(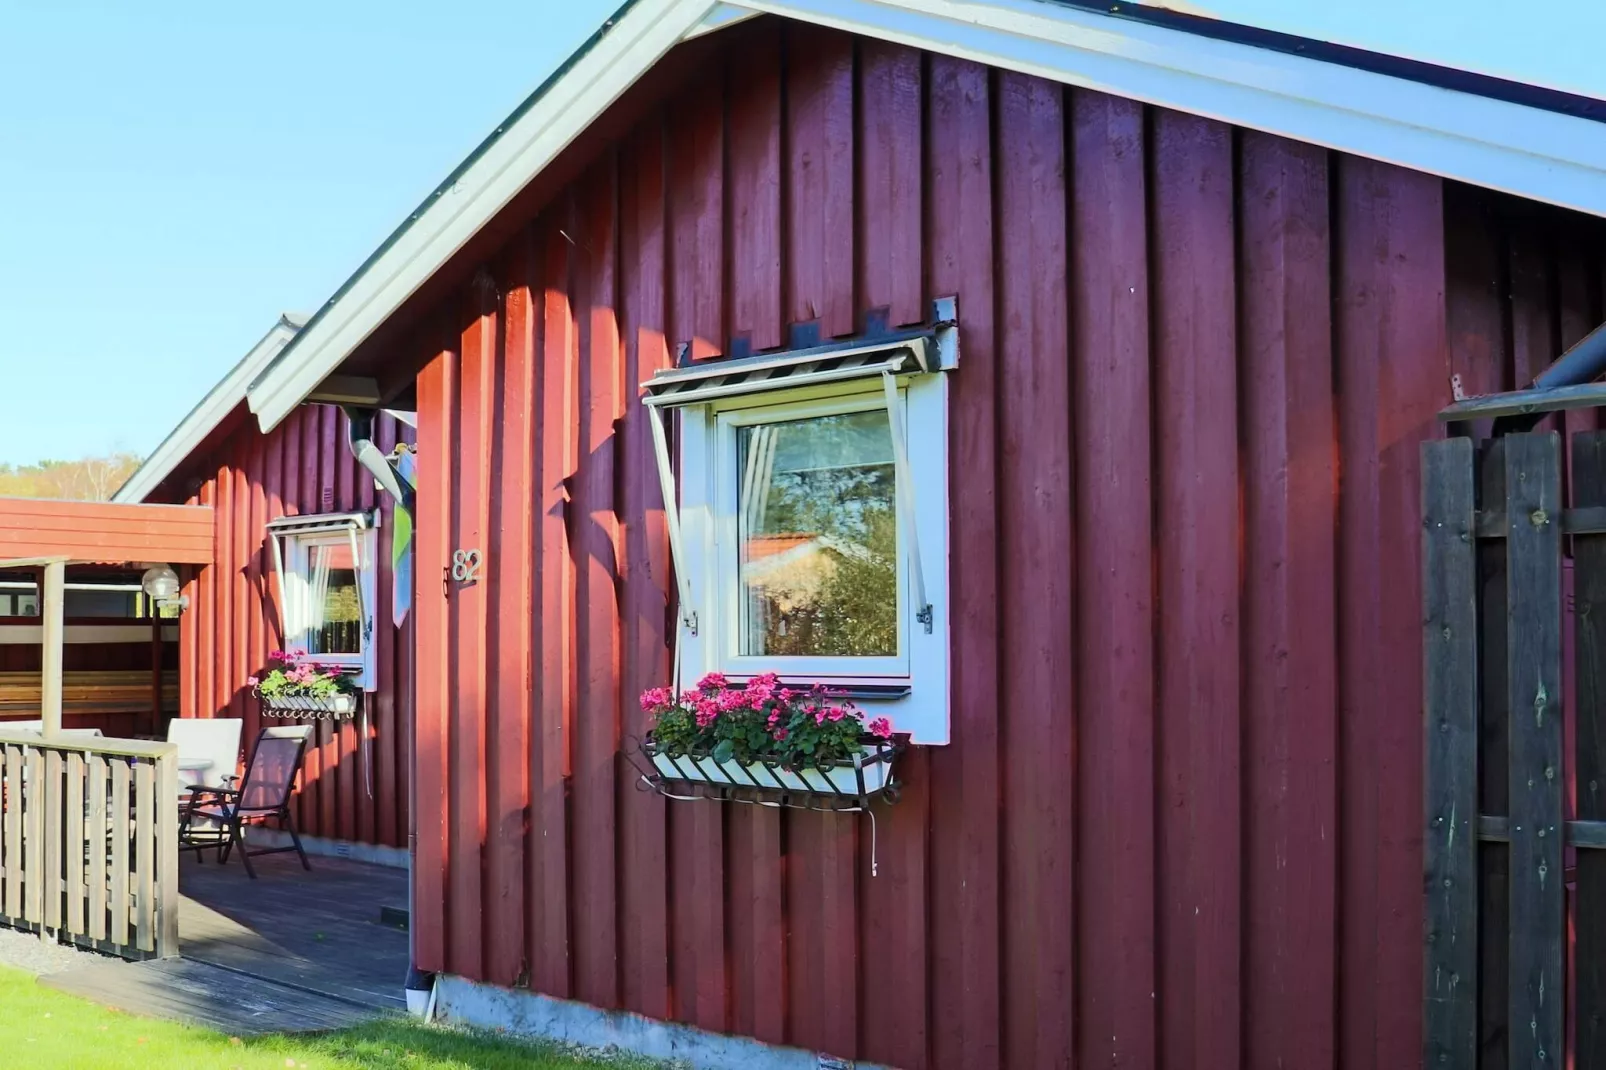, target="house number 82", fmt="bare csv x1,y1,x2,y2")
451,549,483,584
